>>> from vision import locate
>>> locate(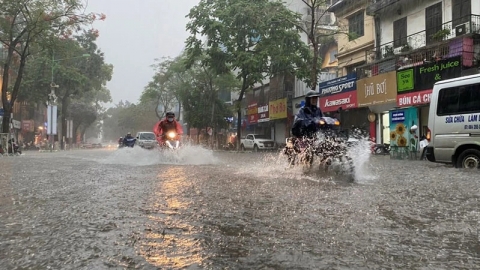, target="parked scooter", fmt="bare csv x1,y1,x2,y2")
4,139,22,155
373,143,390,155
